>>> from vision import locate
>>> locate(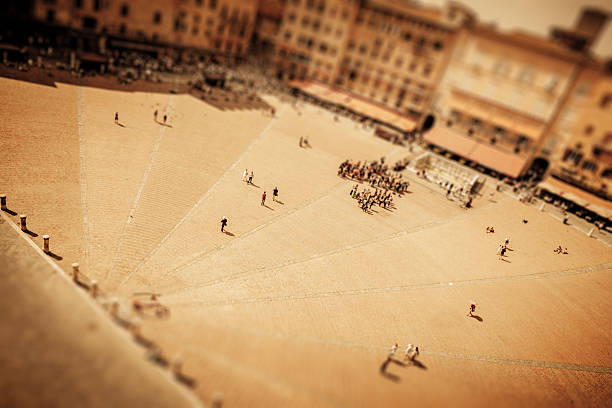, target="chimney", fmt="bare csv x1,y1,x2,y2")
550,8,609,52
574,8,609,47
